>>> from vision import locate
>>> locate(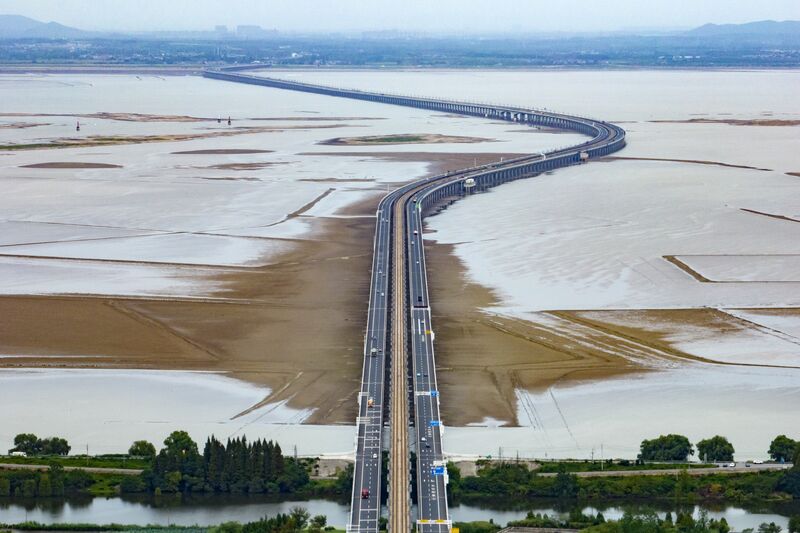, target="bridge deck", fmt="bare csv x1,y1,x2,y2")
203,69,625,533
